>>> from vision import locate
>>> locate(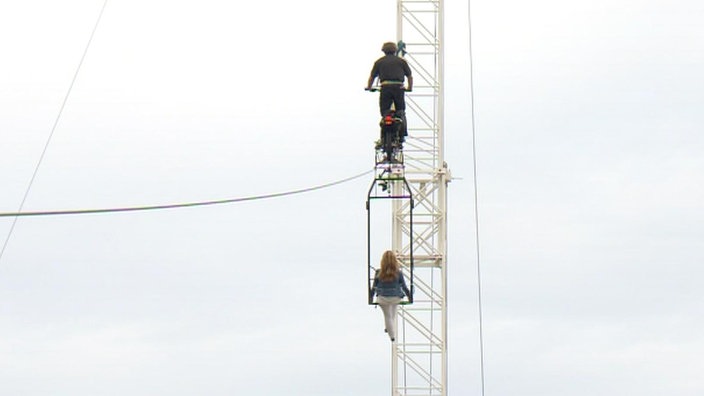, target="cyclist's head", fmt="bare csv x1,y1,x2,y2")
382,42,397,55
